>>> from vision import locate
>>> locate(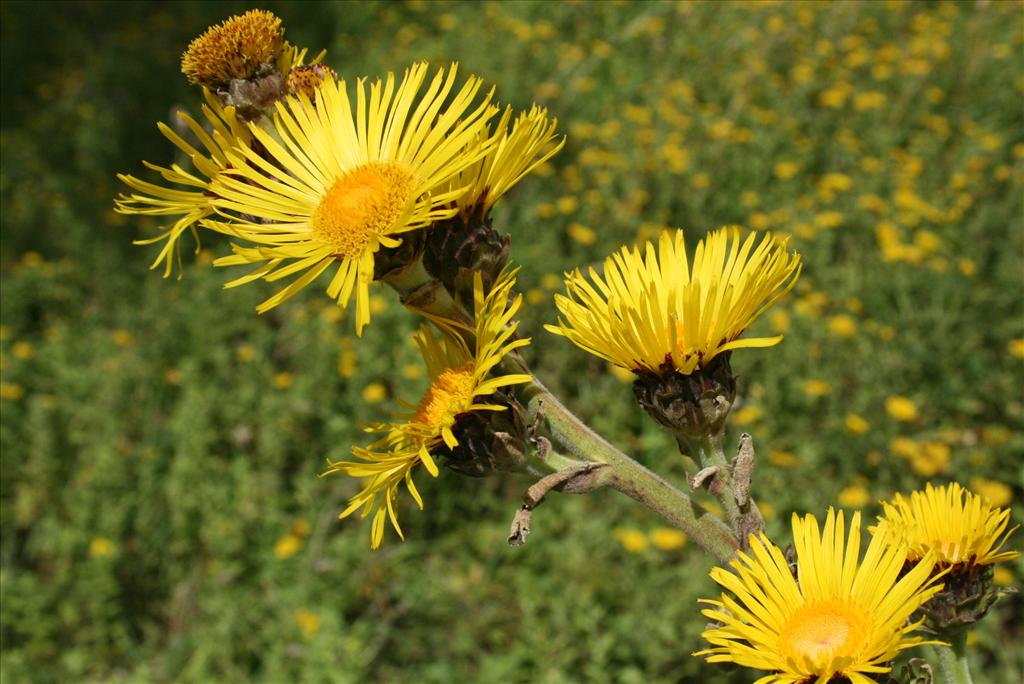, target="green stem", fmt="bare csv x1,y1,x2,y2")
931,631,973,684
381,259,470,327
518,375,739,564
525,447,590,478
684,434,744,536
